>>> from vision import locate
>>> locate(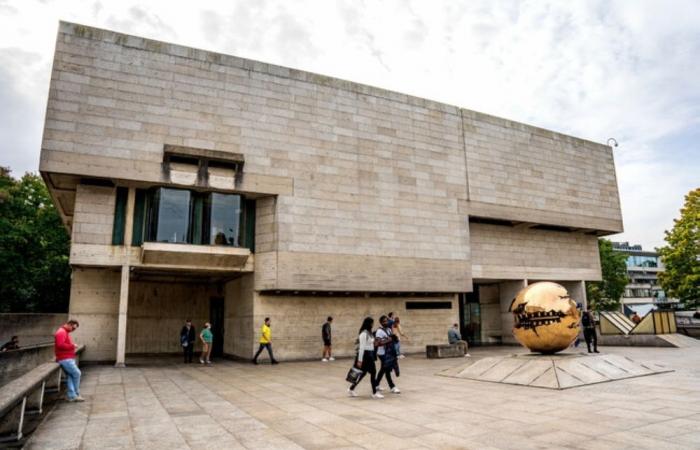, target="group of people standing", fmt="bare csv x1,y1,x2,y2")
347,313,405,399
179,319,213,364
